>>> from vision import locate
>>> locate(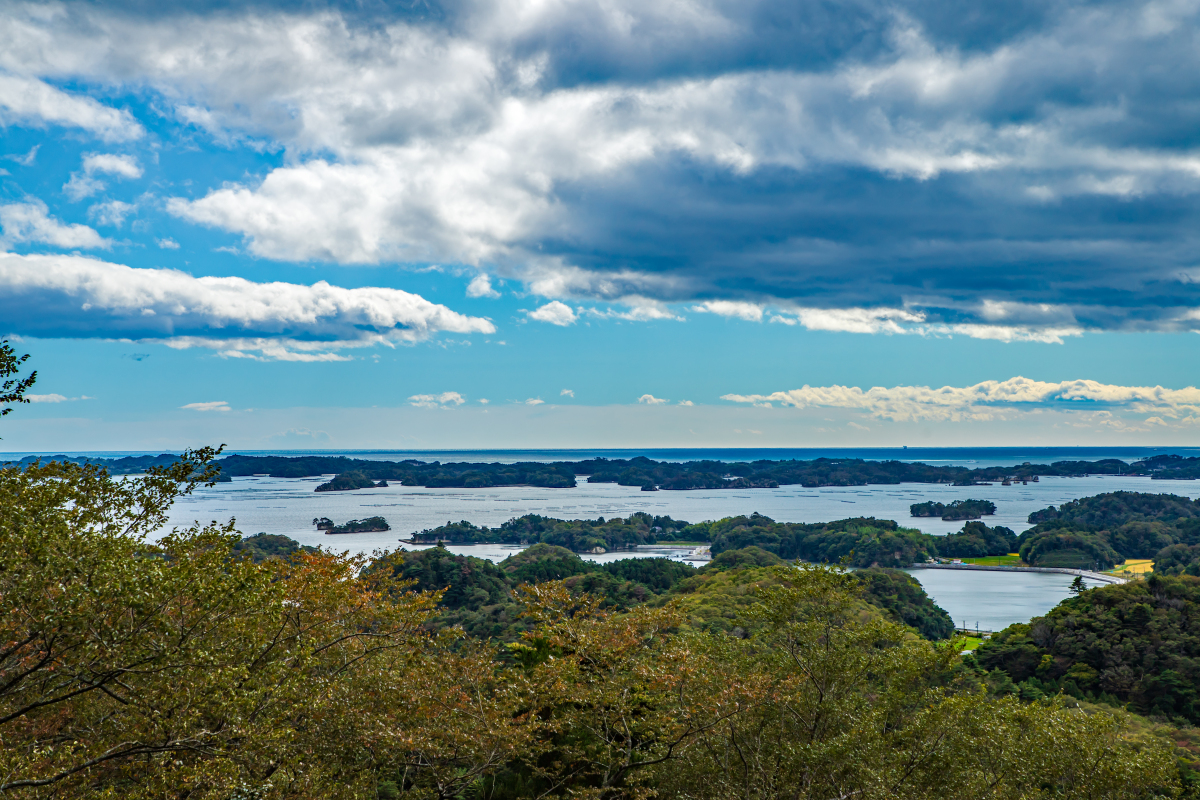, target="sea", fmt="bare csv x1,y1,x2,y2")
12,447,1199,632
